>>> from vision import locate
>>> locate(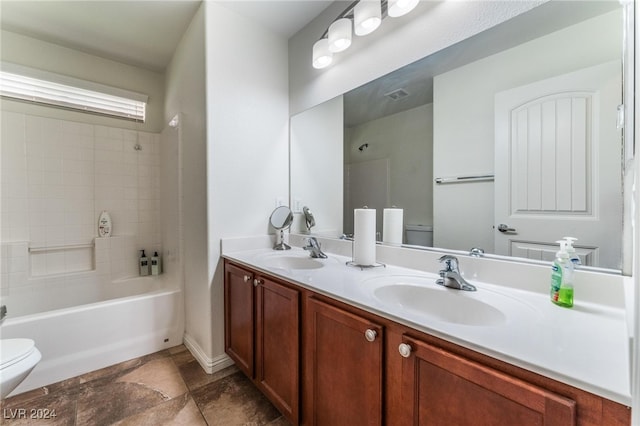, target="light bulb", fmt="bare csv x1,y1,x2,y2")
312,38,333,69
328,18,352,53
388,0,419,17
354,0,381,36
